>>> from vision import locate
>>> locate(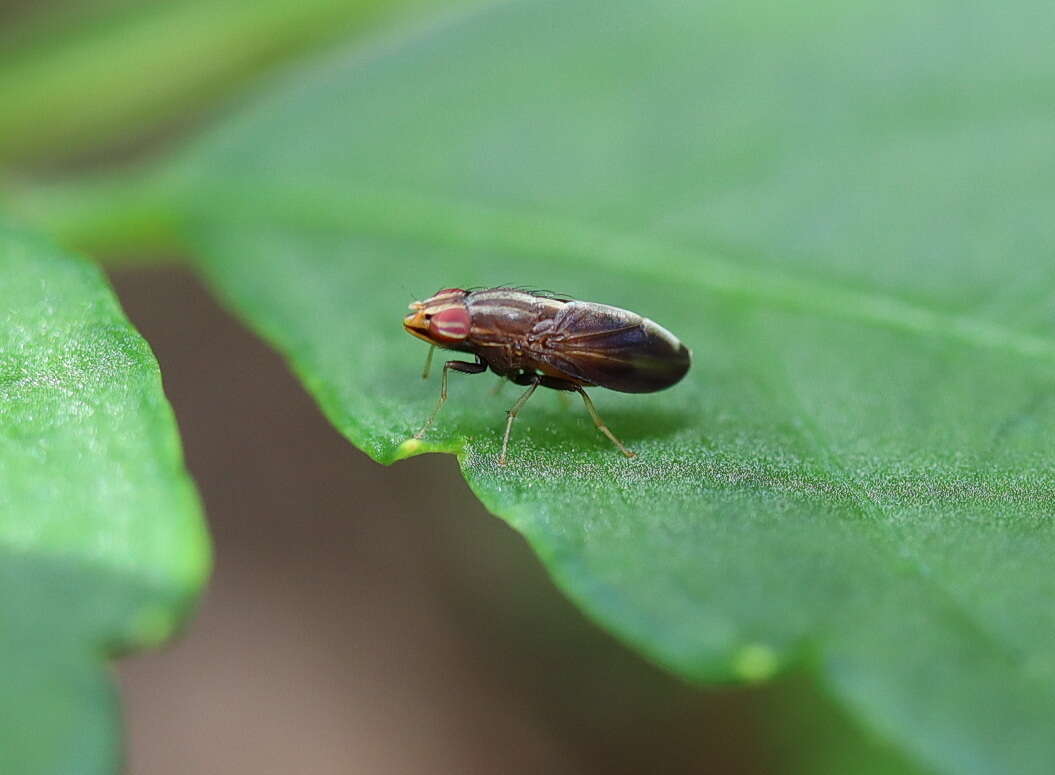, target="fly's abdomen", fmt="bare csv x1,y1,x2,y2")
548,302,691,393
